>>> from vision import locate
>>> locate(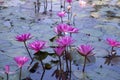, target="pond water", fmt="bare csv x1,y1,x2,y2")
0,0,120,80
